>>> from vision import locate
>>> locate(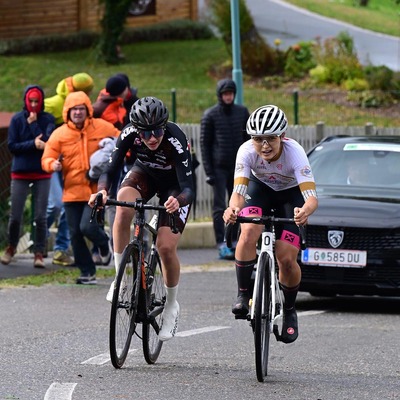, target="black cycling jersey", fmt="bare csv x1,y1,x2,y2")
97,121,195,207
